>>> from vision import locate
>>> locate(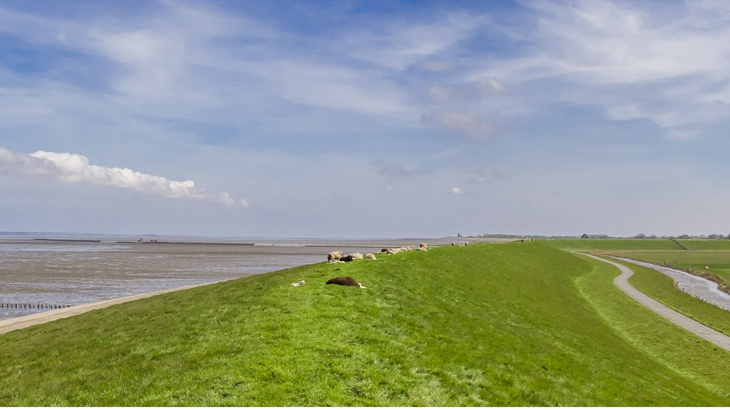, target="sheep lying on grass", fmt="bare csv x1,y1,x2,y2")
326,276,366,288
